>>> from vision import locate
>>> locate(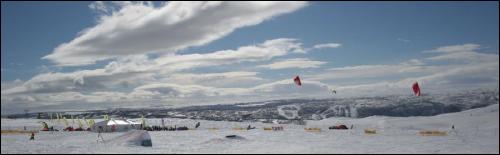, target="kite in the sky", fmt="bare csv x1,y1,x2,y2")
412,82,421,96
294,76,301,86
